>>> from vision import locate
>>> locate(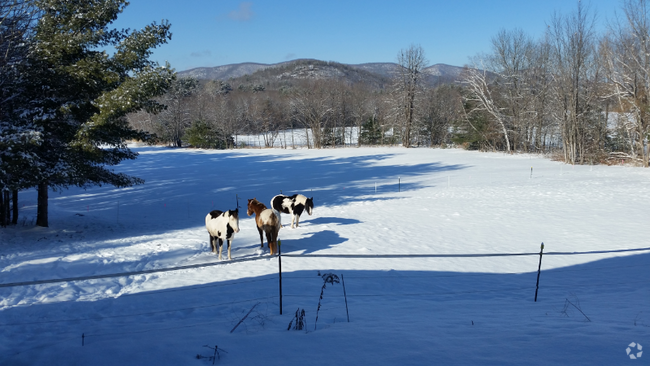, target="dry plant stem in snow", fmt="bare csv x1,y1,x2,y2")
287,308,306,331
561,294,591,322
315,273,340,330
